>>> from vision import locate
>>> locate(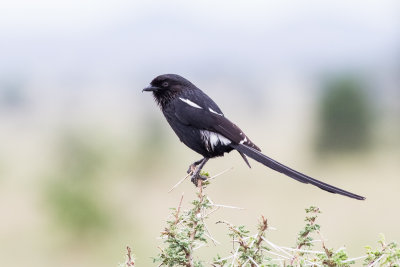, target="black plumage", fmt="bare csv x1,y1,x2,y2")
143,74,365,200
